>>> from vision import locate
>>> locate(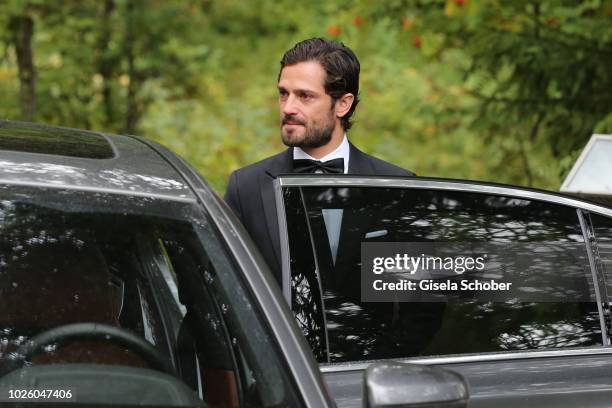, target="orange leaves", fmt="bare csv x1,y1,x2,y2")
401,16,421,49
402,16,412,31
327,25,341,37
326,15,363,37
545,17,559,27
